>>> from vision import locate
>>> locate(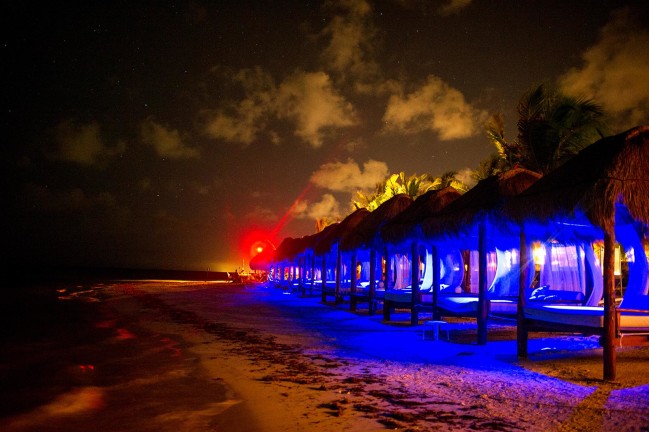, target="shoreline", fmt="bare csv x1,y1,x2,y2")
2,280,648,431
